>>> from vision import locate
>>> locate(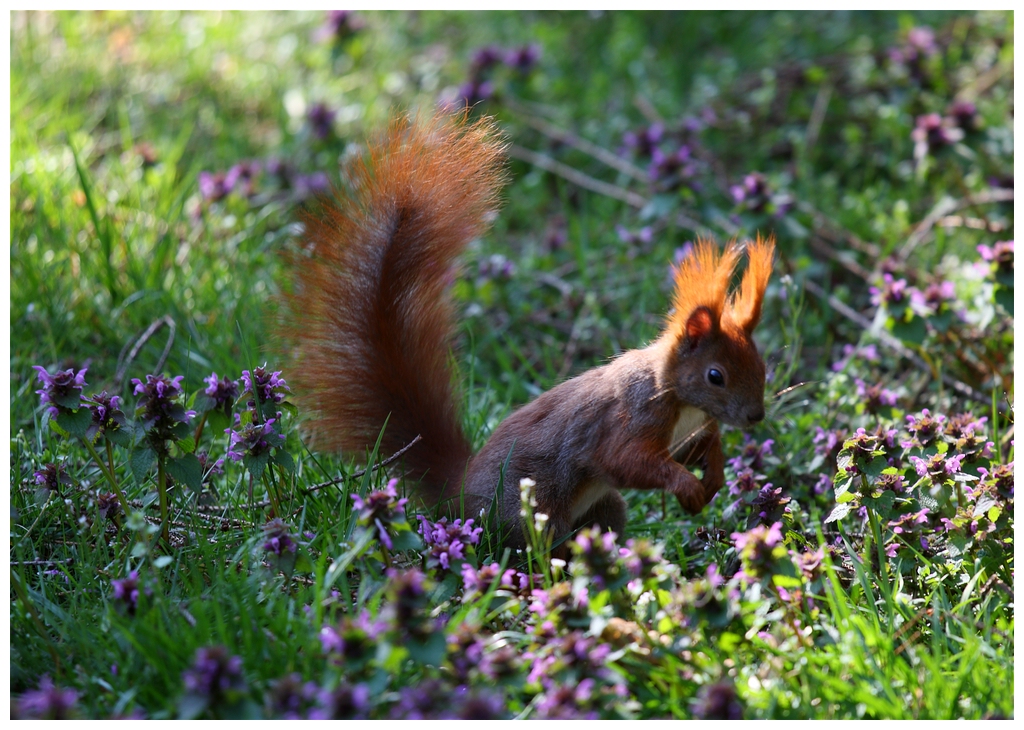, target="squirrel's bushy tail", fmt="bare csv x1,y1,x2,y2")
279,113,506,505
